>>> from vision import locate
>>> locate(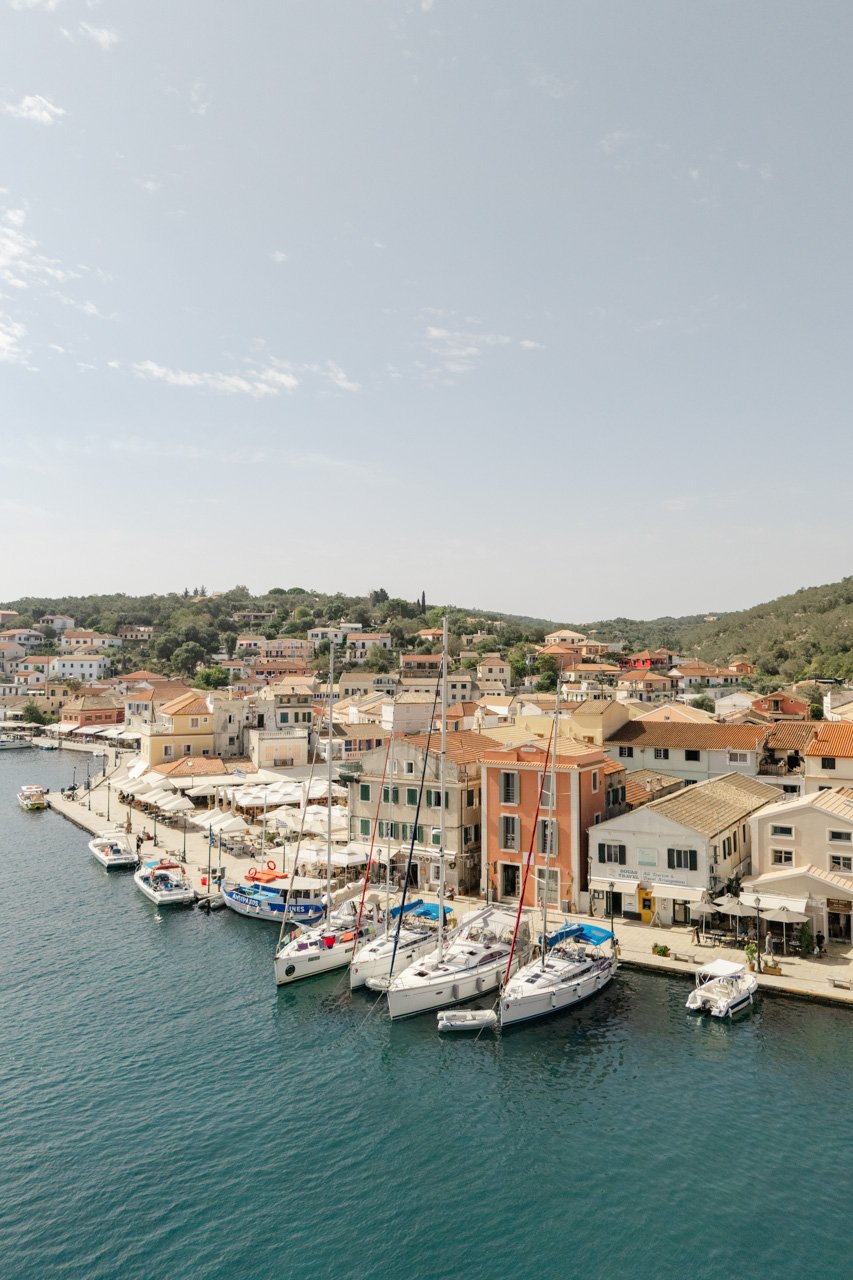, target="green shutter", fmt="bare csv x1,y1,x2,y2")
598,843,606,863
